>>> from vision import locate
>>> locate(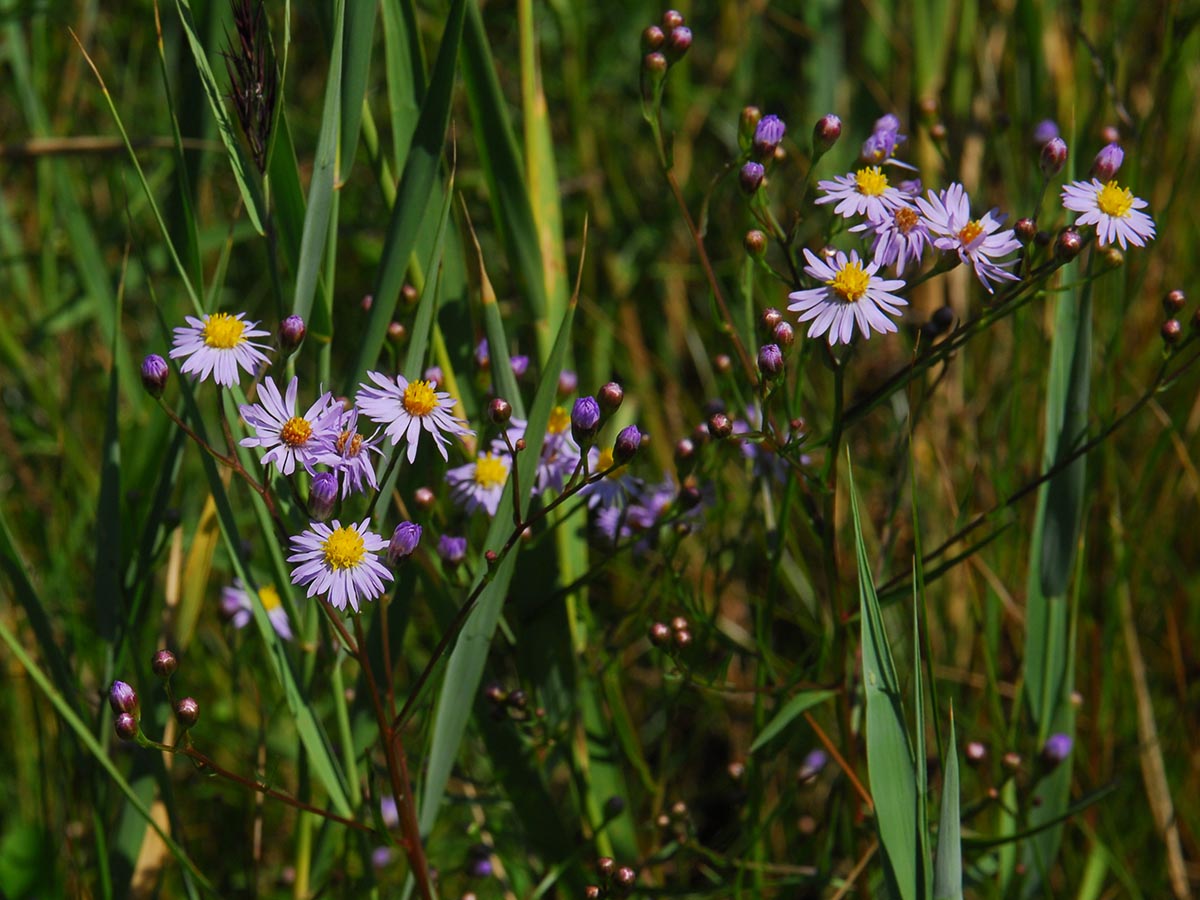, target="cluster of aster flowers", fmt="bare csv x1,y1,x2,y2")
756,114,1158,346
